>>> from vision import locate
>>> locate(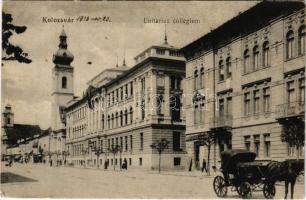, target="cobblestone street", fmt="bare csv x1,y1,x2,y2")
1,163,304,199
